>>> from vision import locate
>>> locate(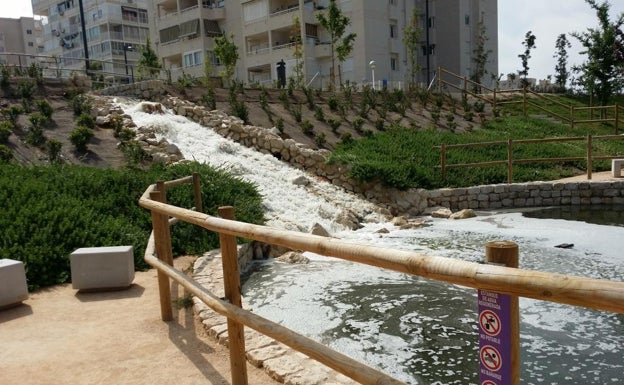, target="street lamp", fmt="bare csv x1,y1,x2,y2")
123,44,134,83
369,60,376,90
